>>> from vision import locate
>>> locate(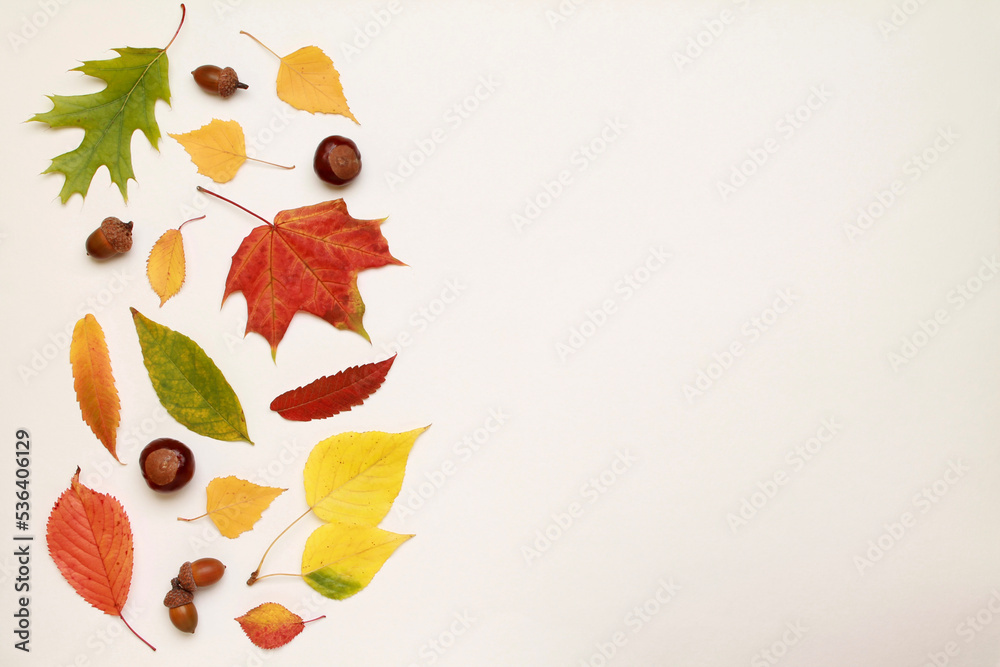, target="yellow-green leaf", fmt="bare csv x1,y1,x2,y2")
303,427,428,525
181,476,285,538
301,521,411,600
70,315,121,462
147,229,185,306
131,308,252,443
